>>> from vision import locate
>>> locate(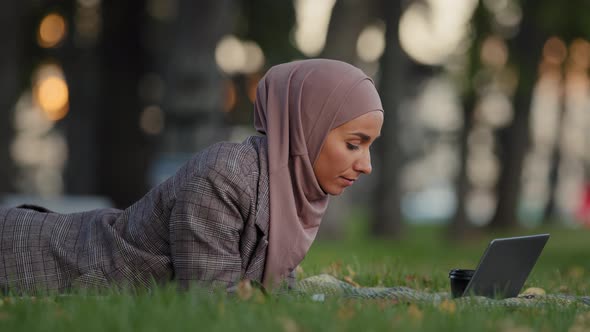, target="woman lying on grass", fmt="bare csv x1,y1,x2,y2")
0,59,384,294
